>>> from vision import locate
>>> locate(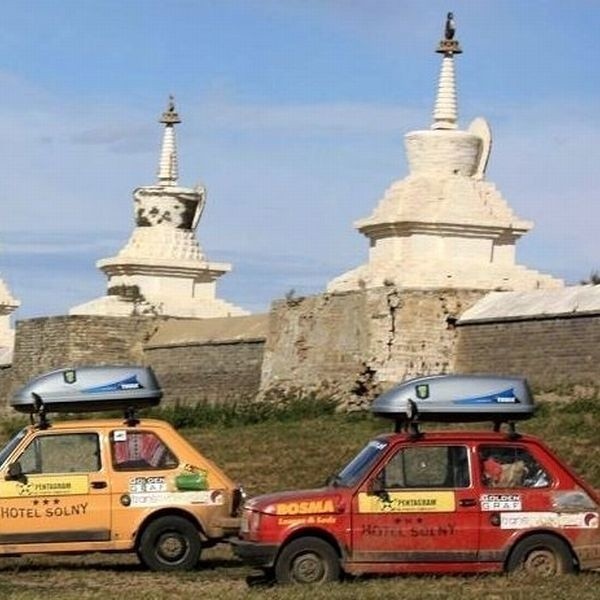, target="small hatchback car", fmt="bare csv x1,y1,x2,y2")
0,366,242,570
233,375,600,584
